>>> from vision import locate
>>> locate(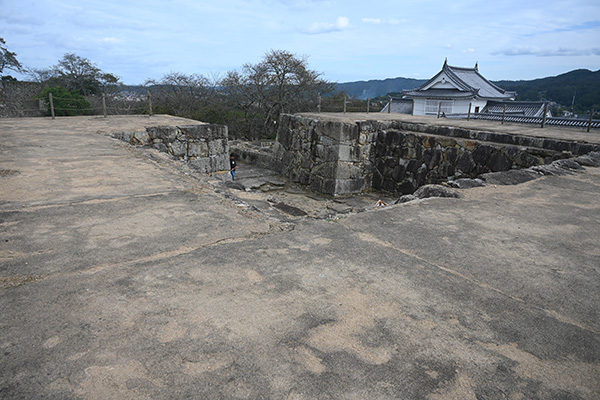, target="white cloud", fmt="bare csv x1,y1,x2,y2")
276,0,331,10
306,16,350,34
462,48,475,53
361,18,407,25
493,46,600,57
101,37,121,43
